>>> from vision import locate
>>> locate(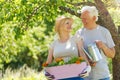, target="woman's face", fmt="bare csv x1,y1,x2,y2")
60,19,73,33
